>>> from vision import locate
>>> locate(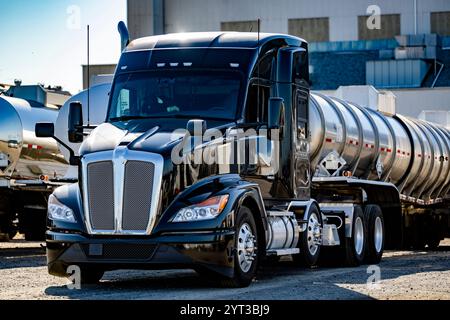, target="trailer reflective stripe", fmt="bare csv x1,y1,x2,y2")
27,144,43,150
